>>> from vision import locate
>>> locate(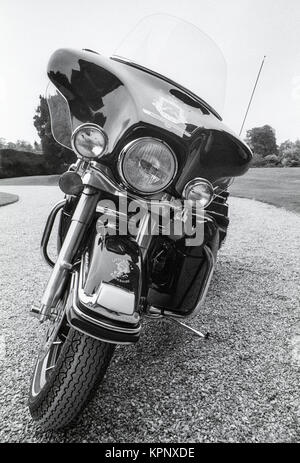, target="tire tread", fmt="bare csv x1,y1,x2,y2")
29,328,115,431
